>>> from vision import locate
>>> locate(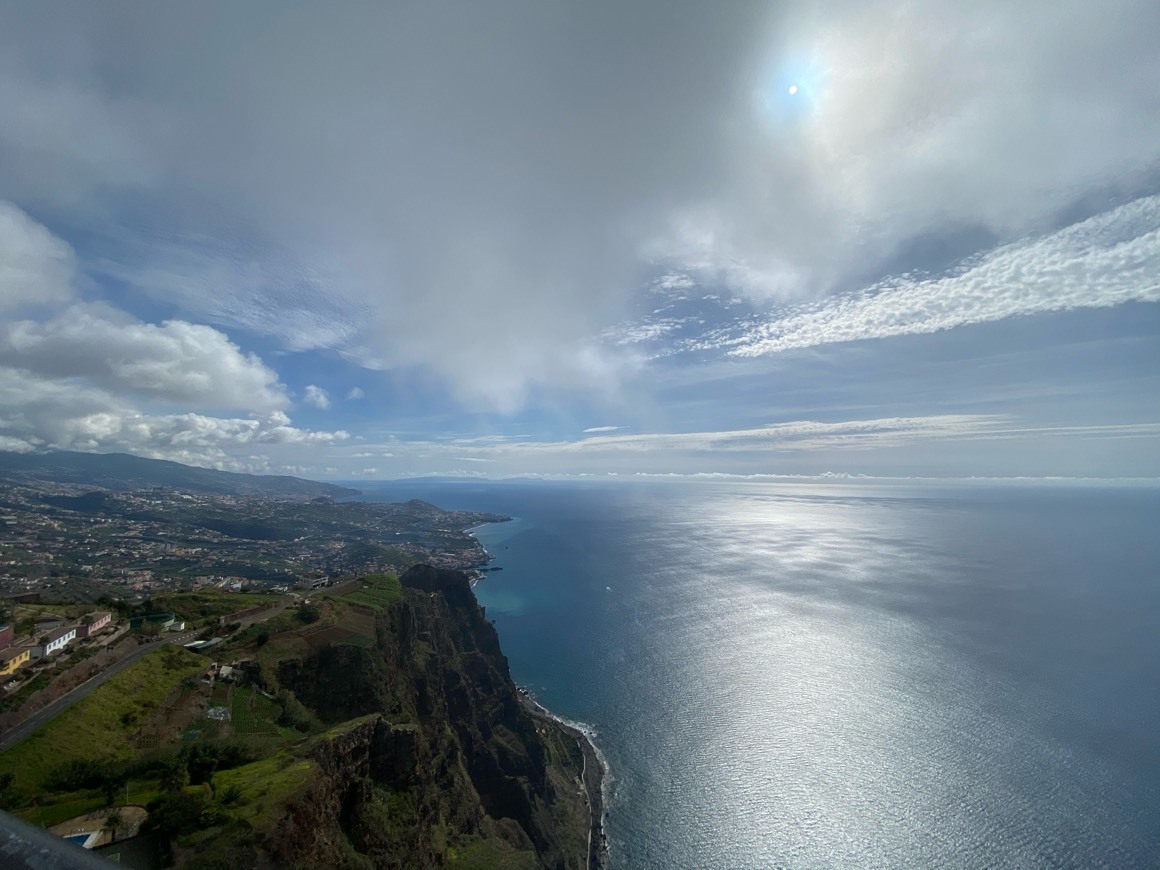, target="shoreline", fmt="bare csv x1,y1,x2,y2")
520,693,608,870
463,520,604,865
464,521,499,587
